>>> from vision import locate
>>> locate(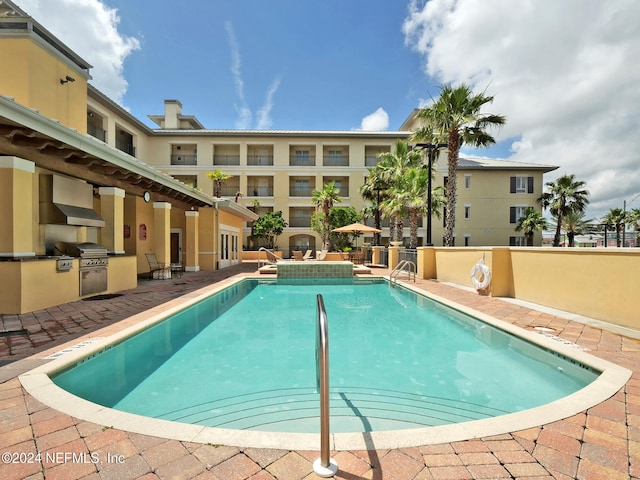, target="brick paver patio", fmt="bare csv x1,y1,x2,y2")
1,263,639,479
